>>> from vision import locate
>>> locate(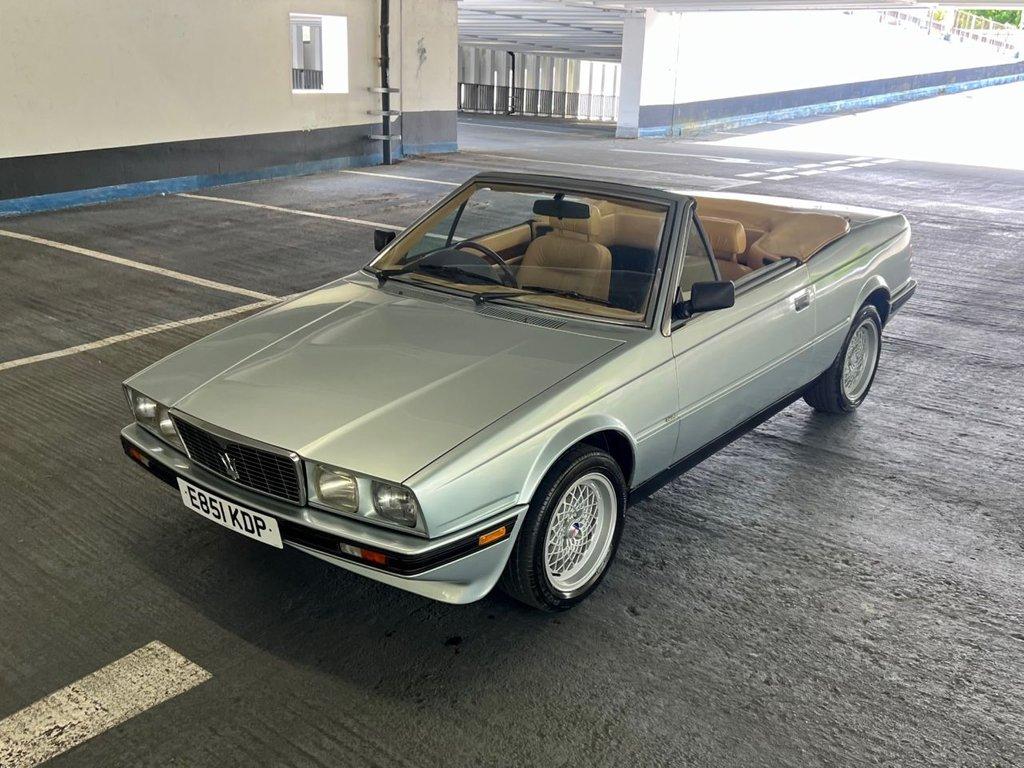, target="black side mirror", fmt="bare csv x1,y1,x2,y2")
673,280,735,321
374,229,397,252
